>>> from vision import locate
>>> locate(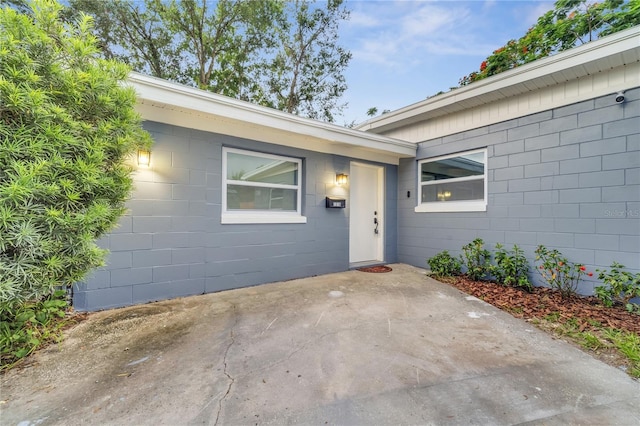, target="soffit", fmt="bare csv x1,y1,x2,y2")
129,73,416,165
